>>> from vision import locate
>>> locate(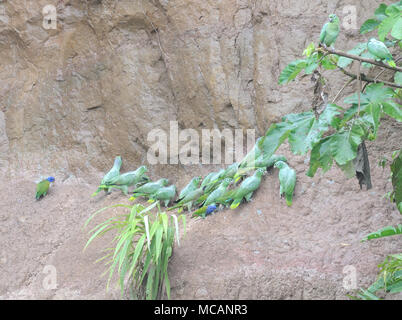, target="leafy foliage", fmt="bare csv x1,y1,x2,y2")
350,254,402,299
360,1,402,41
362,224,402,241
84,201,185,299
